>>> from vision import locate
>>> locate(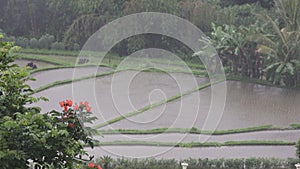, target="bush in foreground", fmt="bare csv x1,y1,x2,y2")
0,34,98,168
88,157,298,169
